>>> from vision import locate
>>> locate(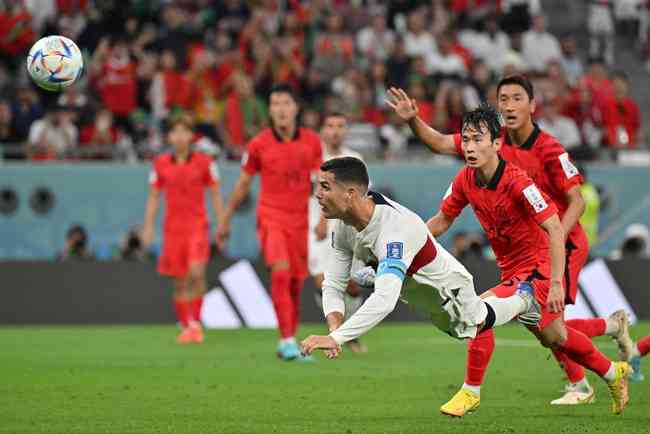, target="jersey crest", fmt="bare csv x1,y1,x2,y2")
386,242,403,259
